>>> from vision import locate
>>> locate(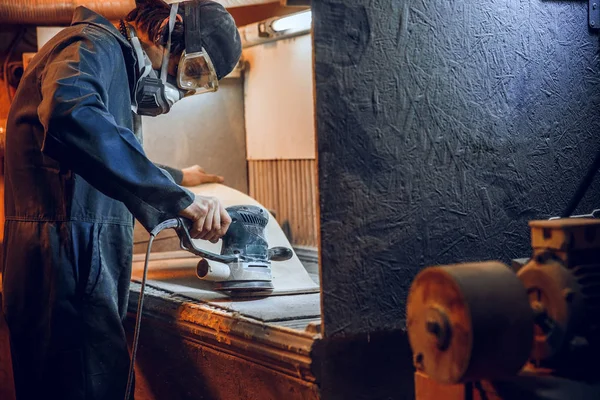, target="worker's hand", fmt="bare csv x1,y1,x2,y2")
181,165,224,187
179,195,231,242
